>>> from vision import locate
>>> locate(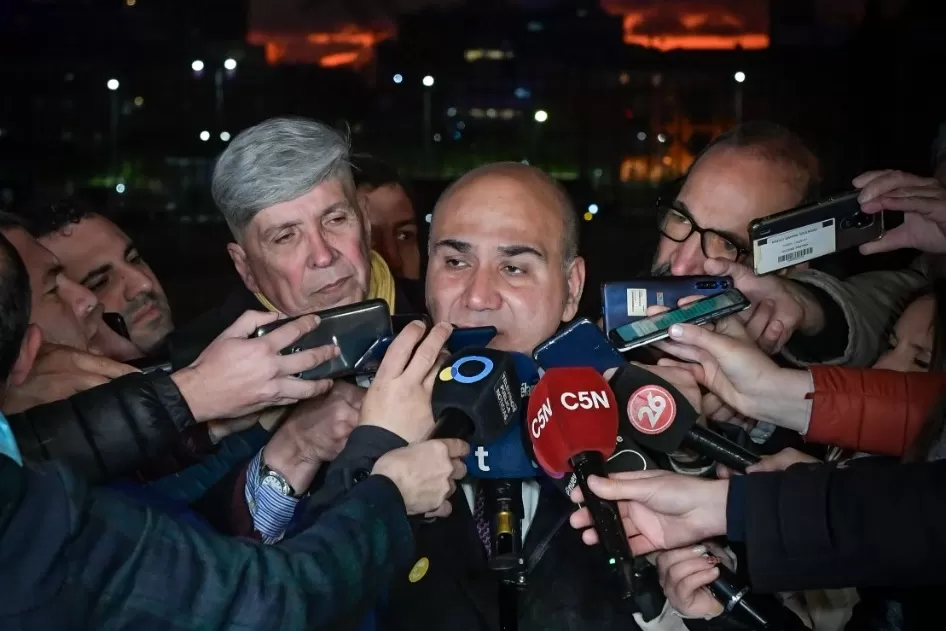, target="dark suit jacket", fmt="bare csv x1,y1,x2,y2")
315,426,645,631
382,480,645,631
